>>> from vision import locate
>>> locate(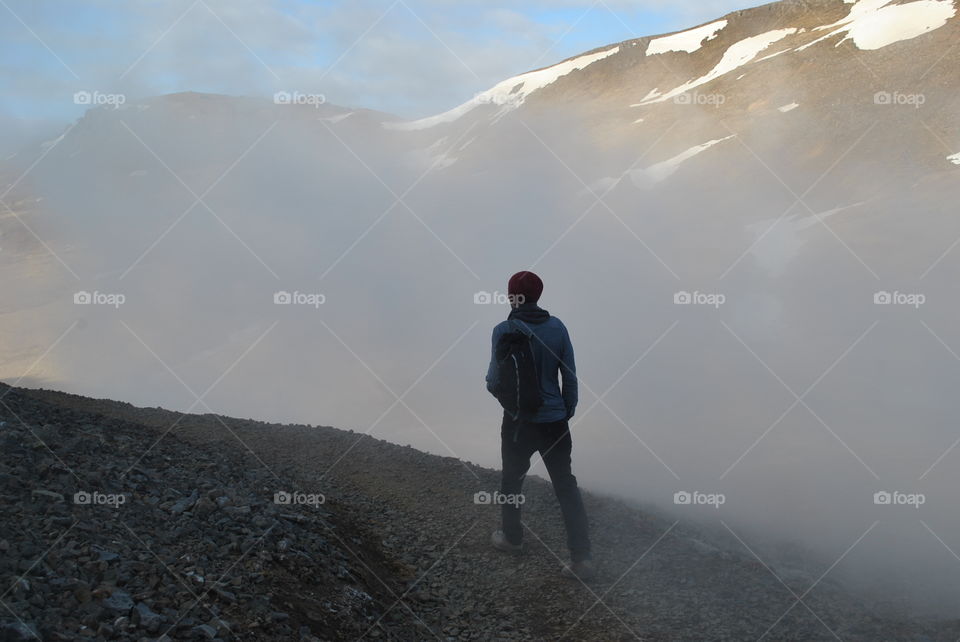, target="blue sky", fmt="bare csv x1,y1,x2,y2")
0,0,766,142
